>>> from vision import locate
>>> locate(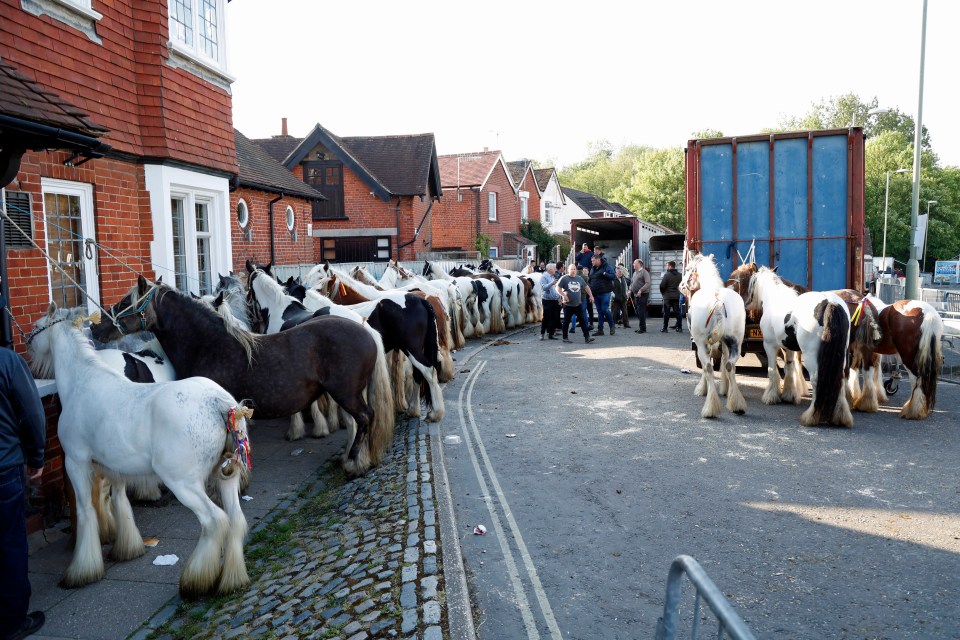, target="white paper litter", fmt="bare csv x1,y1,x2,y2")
473,524,487,535
505,434,516,438
153,554,179,566
290,448,304,457
241,495,253,501
443,435,461,445
680,368,691,374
